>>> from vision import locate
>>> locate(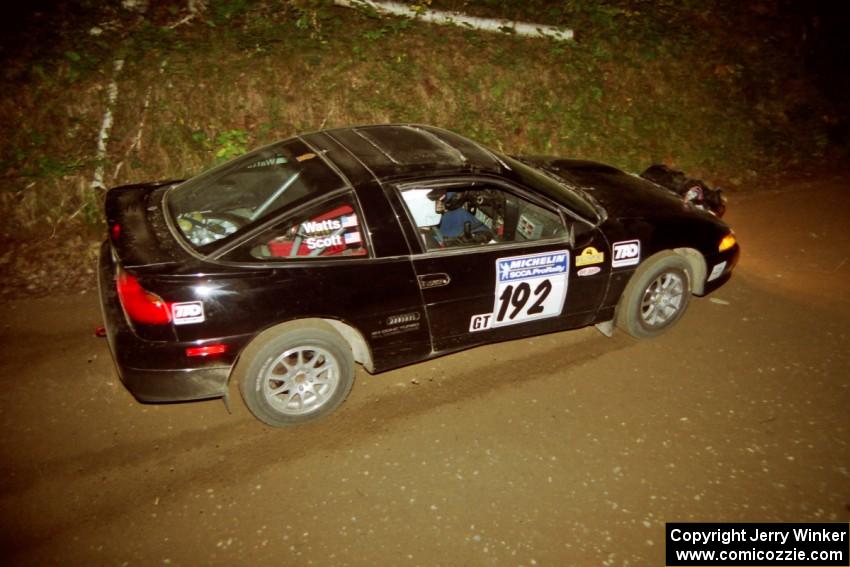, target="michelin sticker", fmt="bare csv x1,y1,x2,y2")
172,301,205,325
469,250,569,332
576,246,604,266
612,239,641,267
